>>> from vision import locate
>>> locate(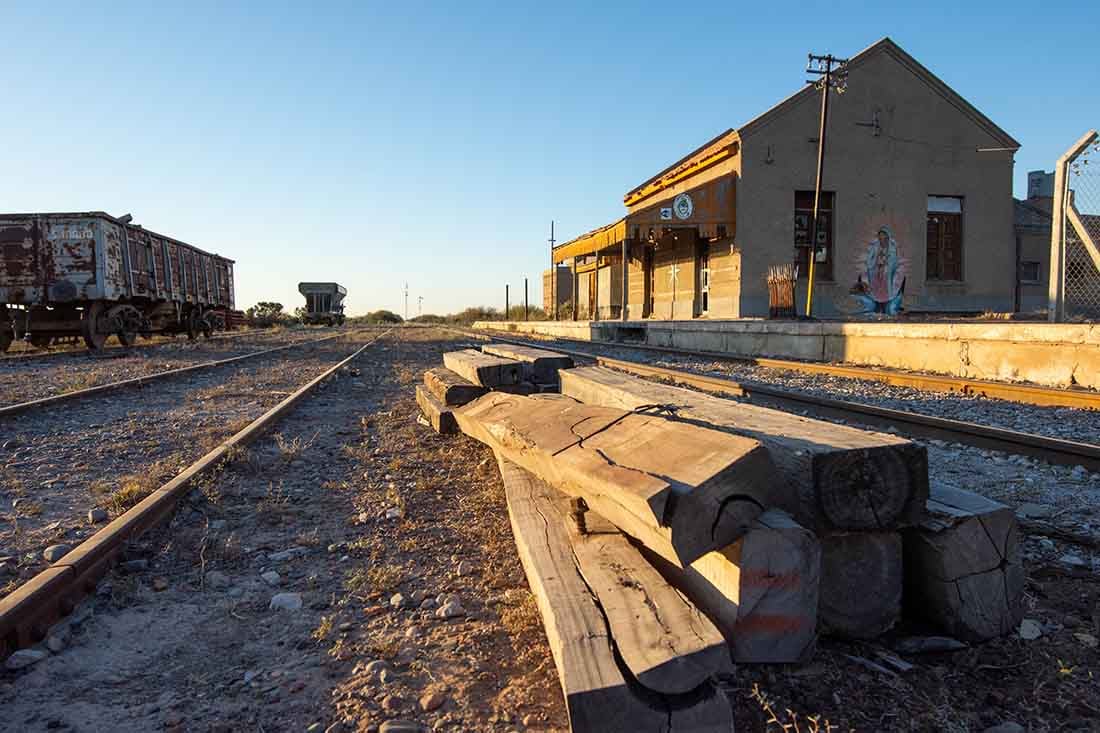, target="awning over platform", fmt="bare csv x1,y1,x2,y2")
552,218,627,264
